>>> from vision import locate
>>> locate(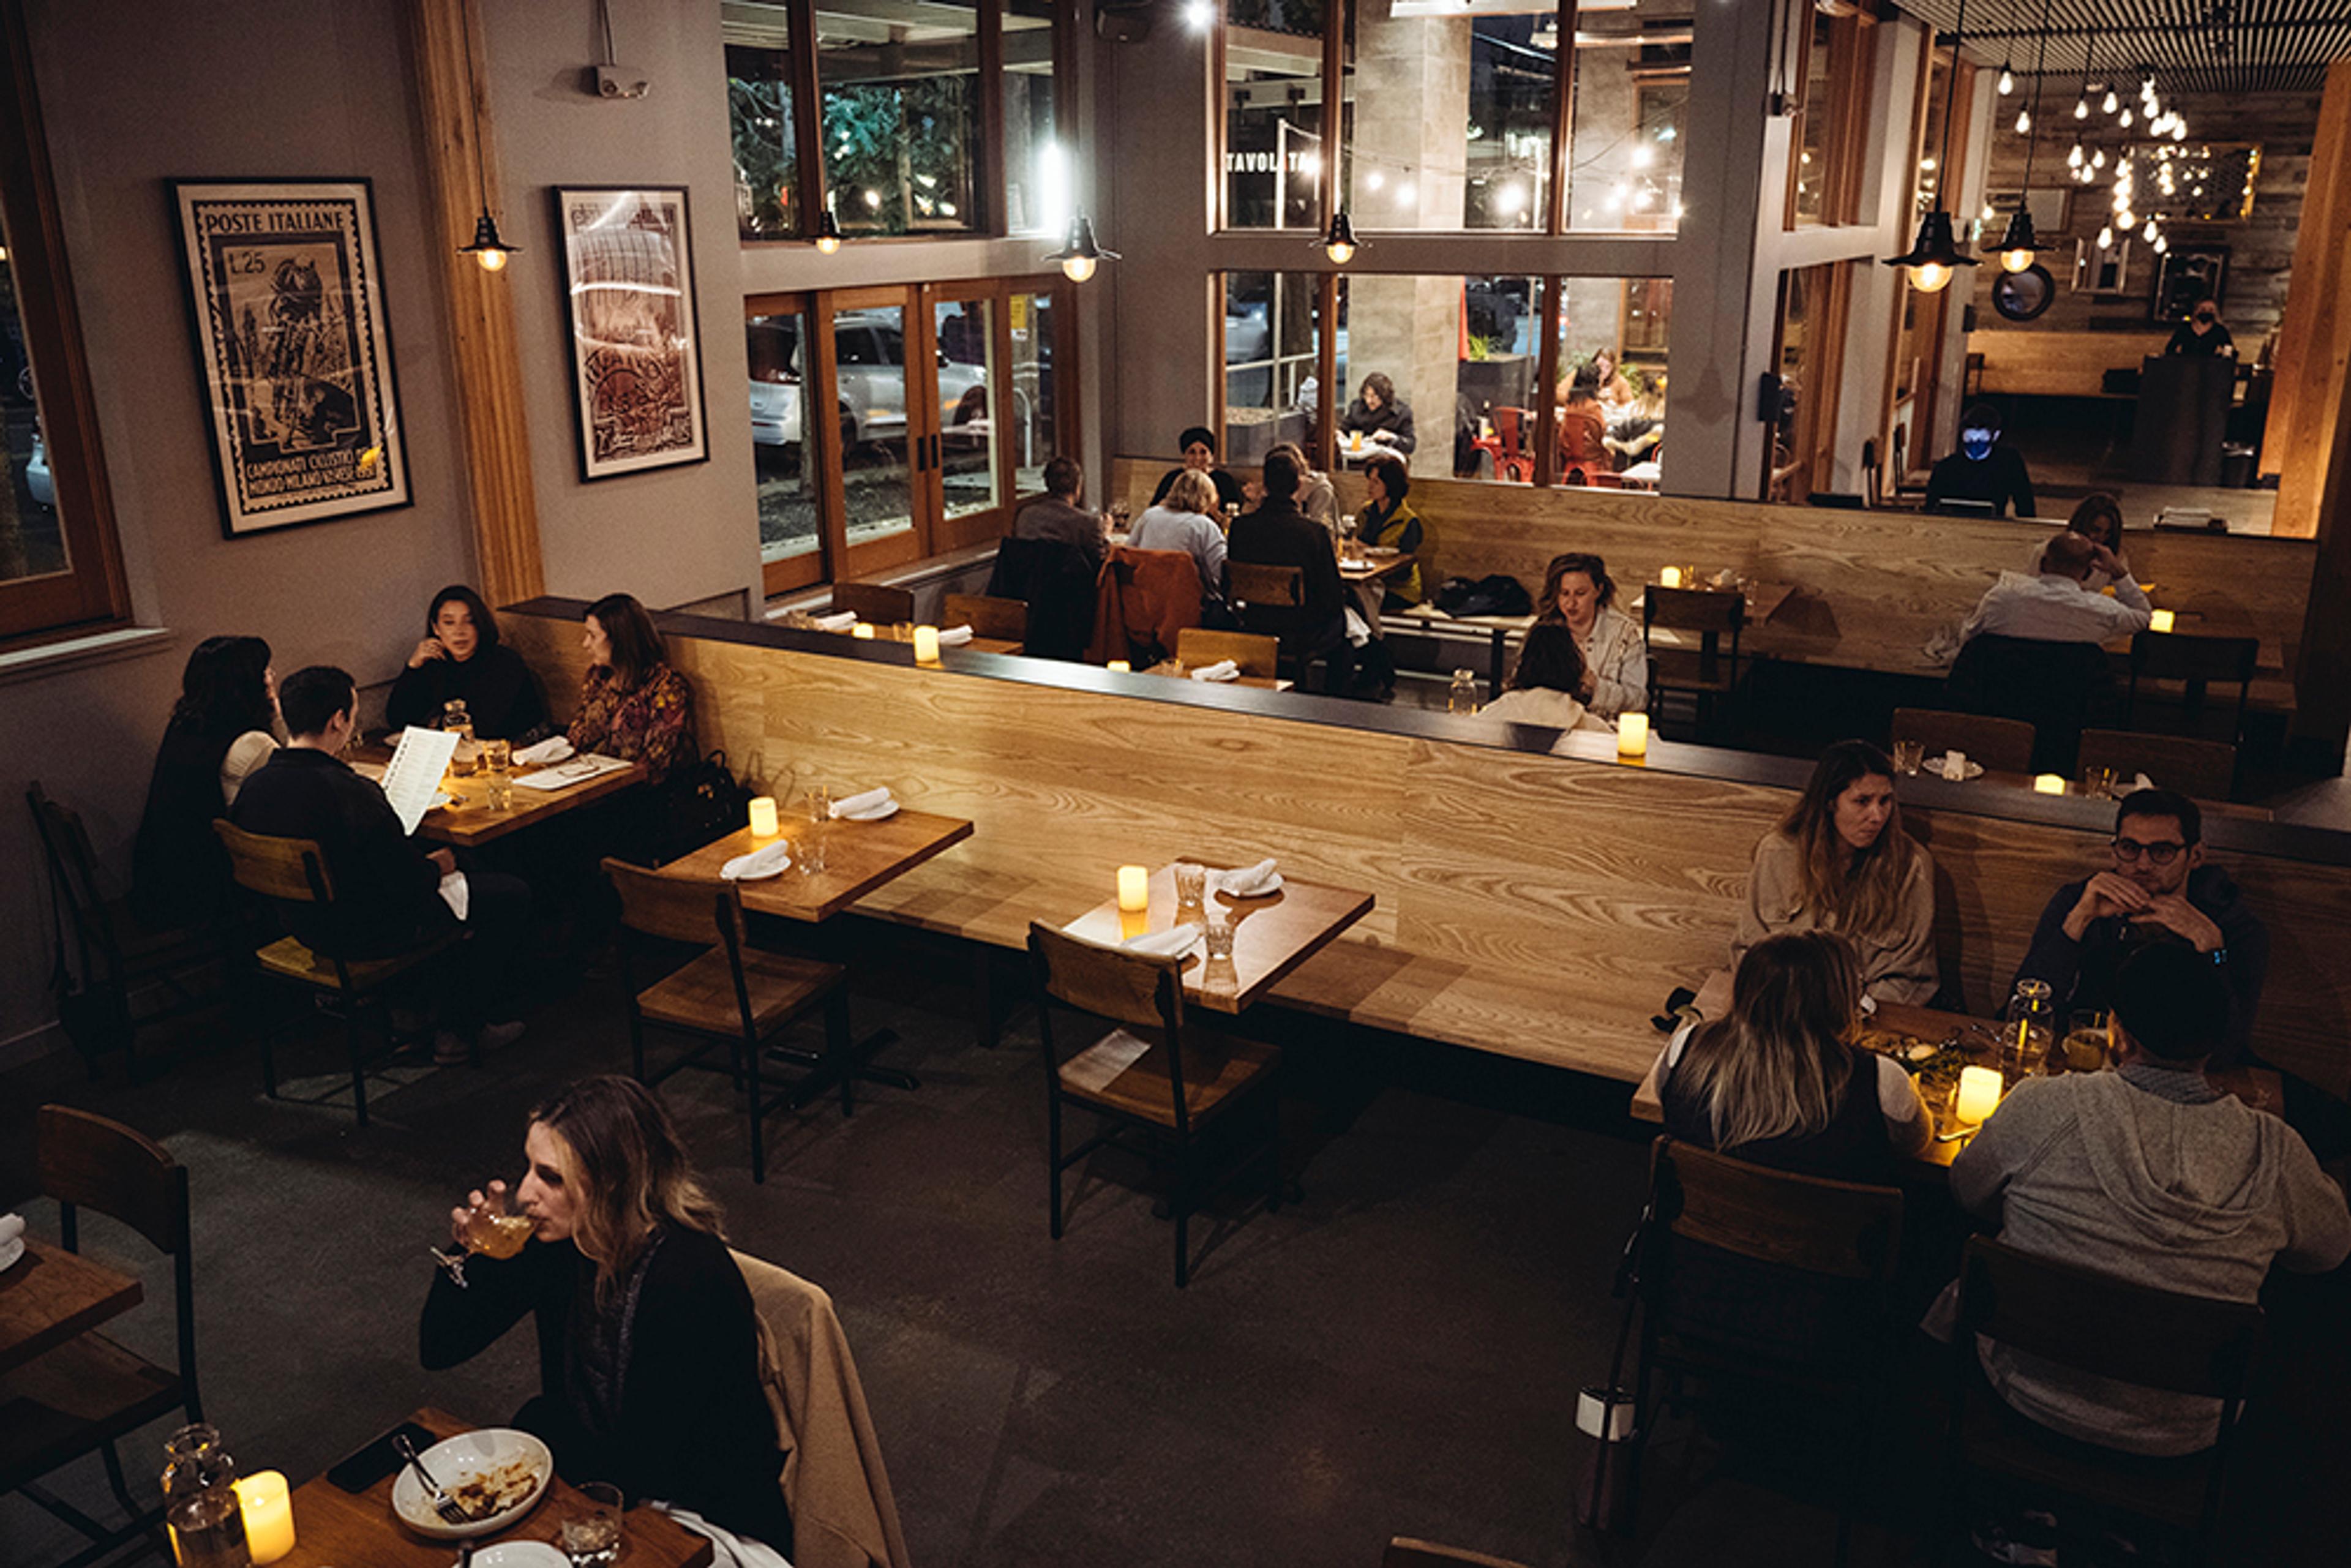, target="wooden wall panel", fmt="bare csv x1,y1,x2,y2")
510,610,2351,1097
